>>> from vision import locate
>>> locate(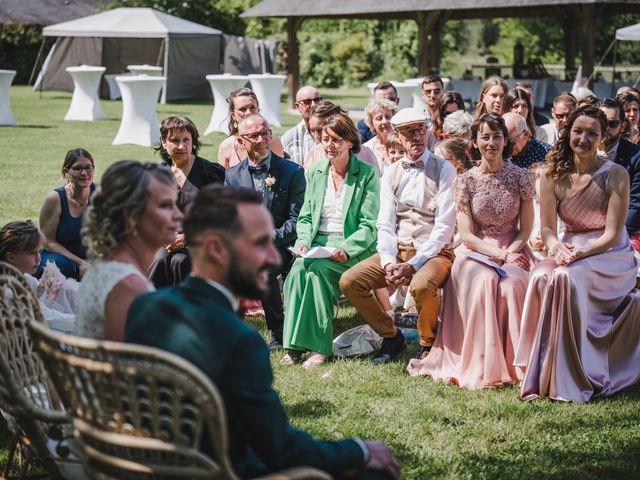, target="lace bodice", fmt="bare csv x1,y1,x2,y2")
455,161,535,236
75,261,154,339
